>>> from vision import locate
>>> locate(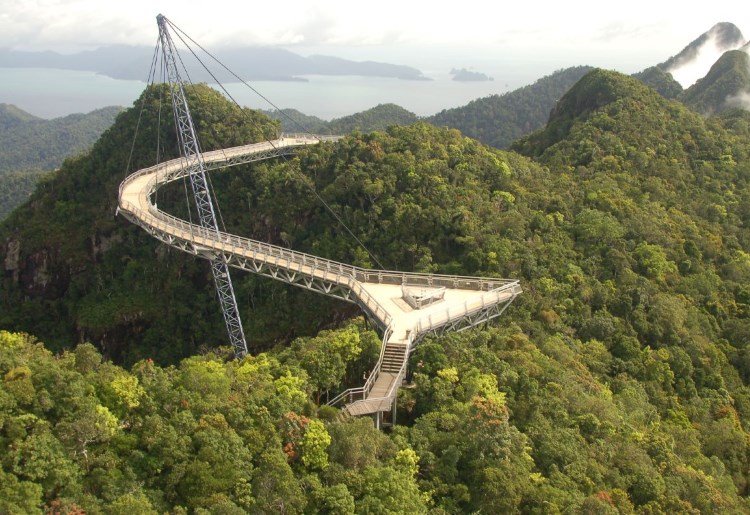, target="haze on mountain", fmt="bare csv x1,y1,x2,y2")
0,45,429,82
660,22,747,87
680,49,750,115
